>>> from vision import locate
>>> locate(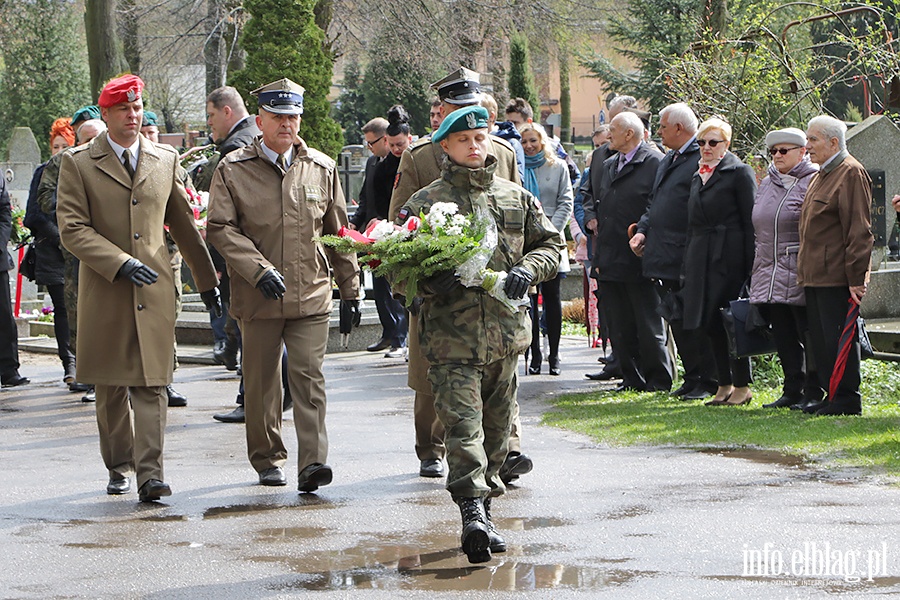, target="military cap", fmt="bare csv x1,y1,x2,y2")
71,105,101,127
431,106,489,143
142,111,159,127
251,78,305,115
98,74,144,108
431,67,481,106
